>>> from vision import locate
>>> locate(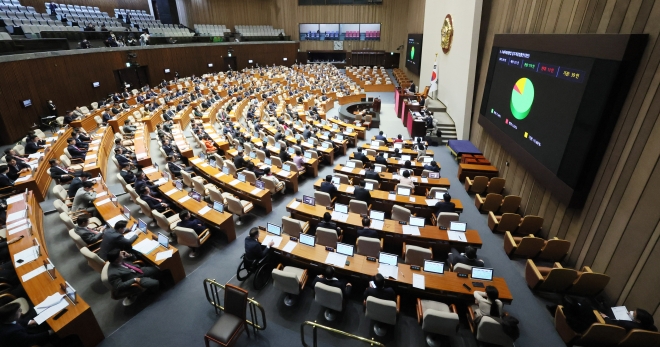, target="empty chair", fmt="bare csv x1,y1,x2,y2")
226,195,253,225
503,231,545,258
314,282,343,321
391,205,411,222
261,176,285,196
80,246,105,273
136,198,156,225
452,263,474,274
334,173,351,185
172,225,210,258
365,296,399,336
516,215,543,235
314,191,334,207
436,212,459,229
316,227,339,249
271,263,308,306
469,313,518,347
475,193,503,213
488,212,522,233
416,299,460,346
404,243,432,266
498,195,521,214
356,236,381,258
537,237,570,262
208,186,232,205
363,178,380,189
568,267,610,296
618,329,660,347
348,159,363,168
464,176,489,194
204,284,250,347
349,200,369,215
486,177,505,194
282,216,309,238
525,259,578,292
192,177,217,201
